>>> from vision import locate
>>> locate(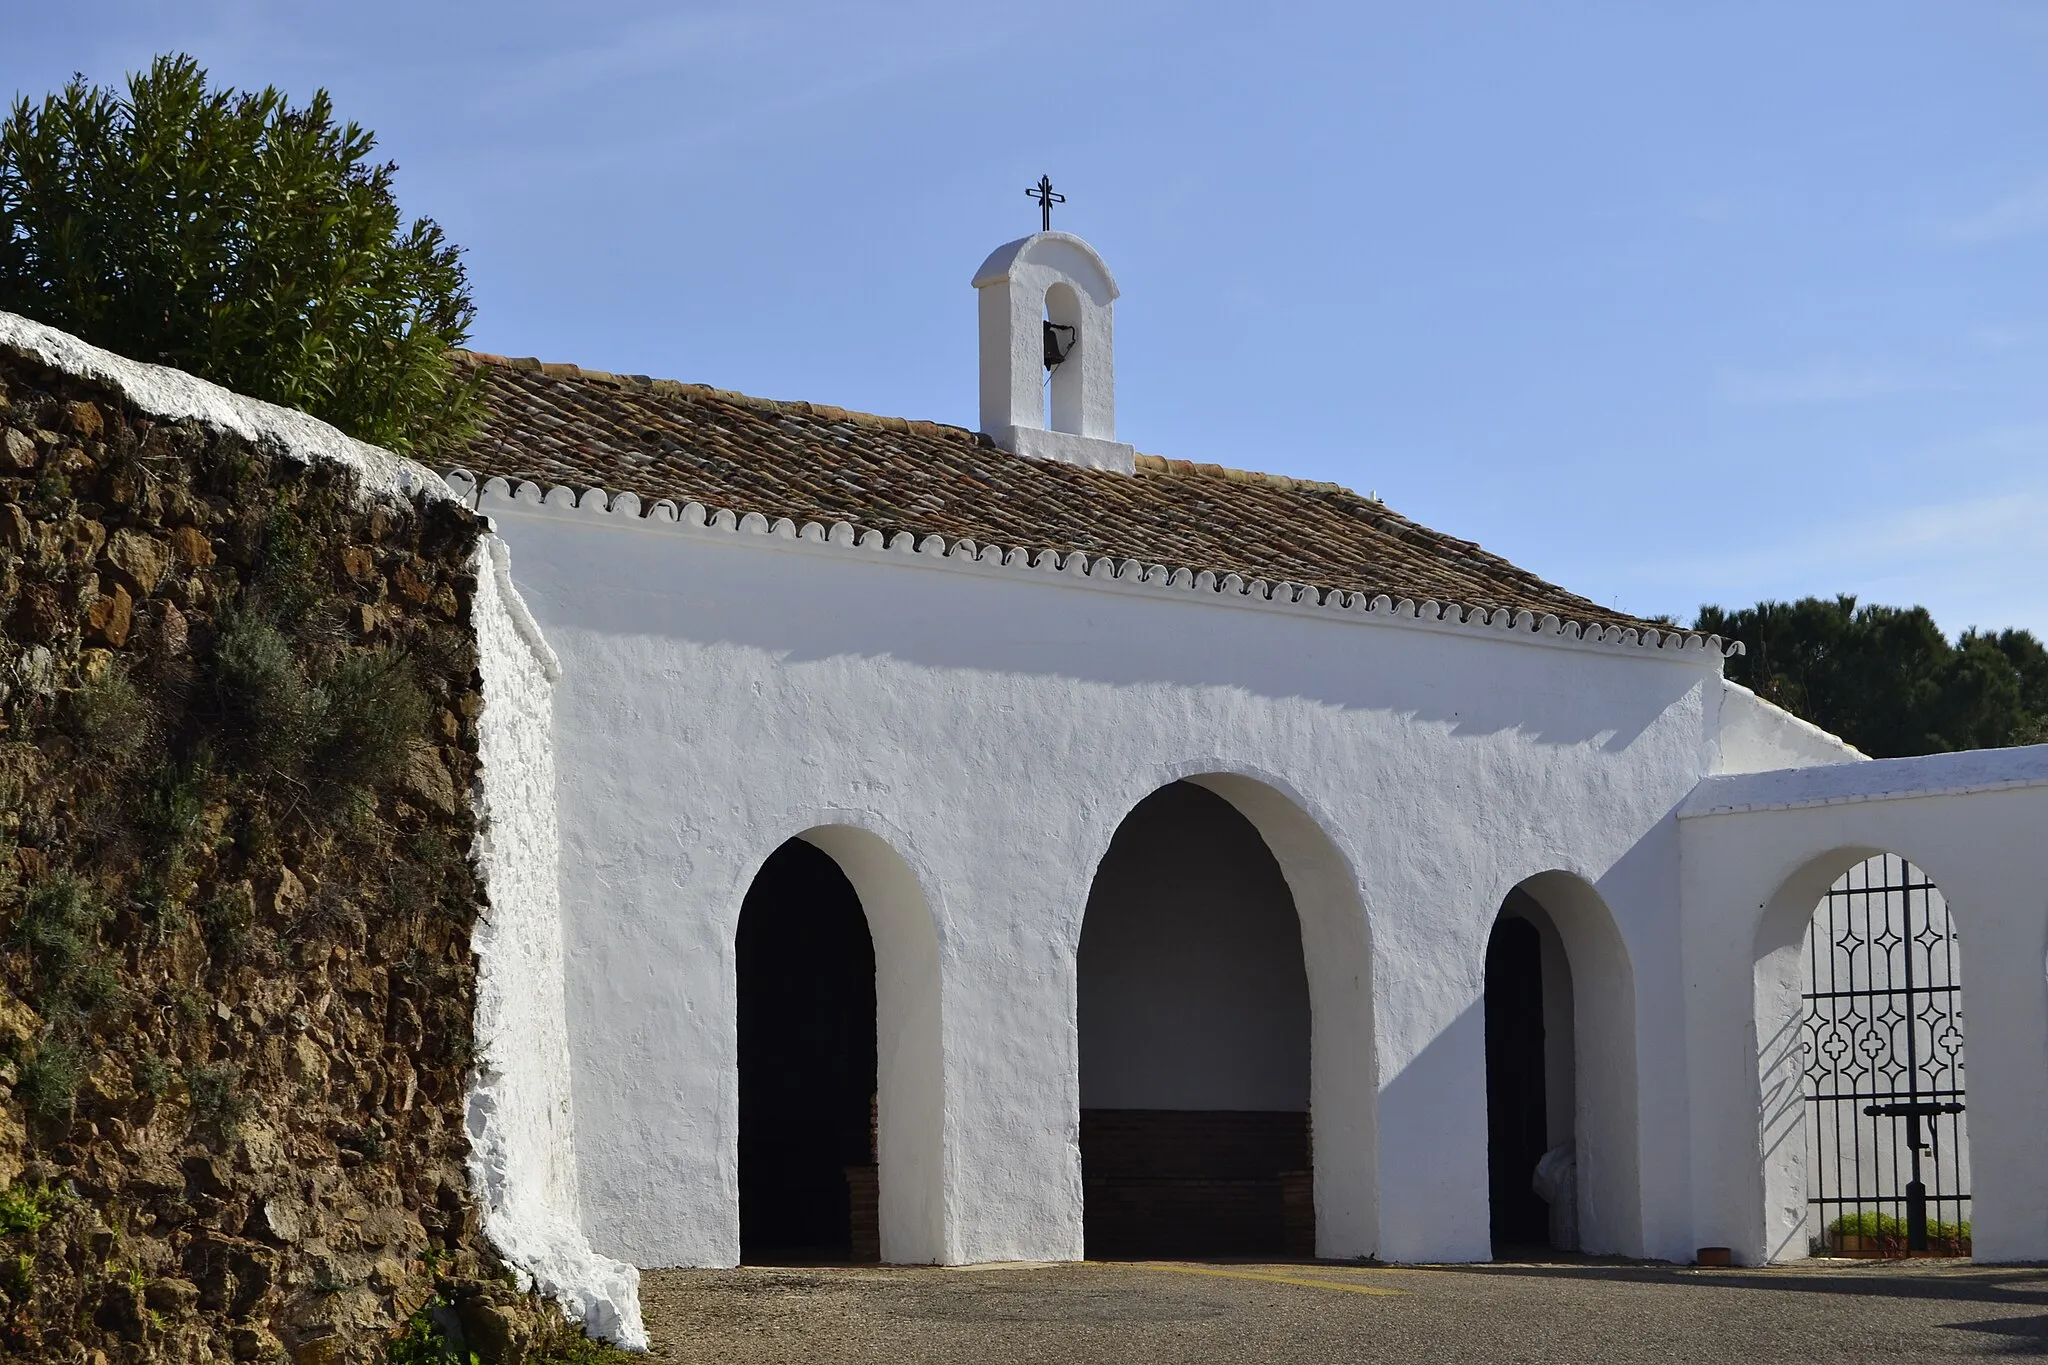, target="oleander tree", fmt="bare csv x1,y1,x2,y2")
0,53,477,456
1695,595,2048,757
